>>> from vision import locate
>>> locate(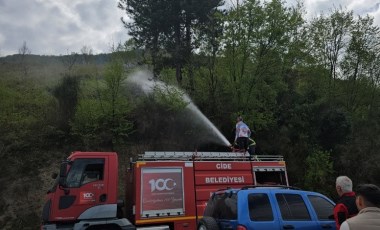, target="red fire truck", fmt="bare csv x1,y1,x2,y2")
41,151,288,230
